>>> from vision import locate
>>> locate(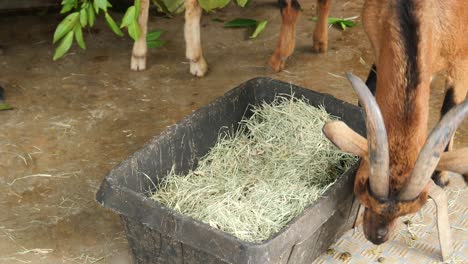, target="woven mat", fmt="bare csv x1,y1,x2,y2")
313,174,467,264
